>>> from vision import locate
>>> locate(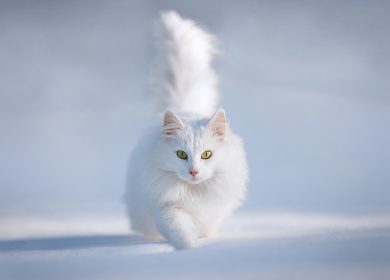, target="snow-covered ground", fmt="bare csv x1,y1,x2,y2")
1,212,390,279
